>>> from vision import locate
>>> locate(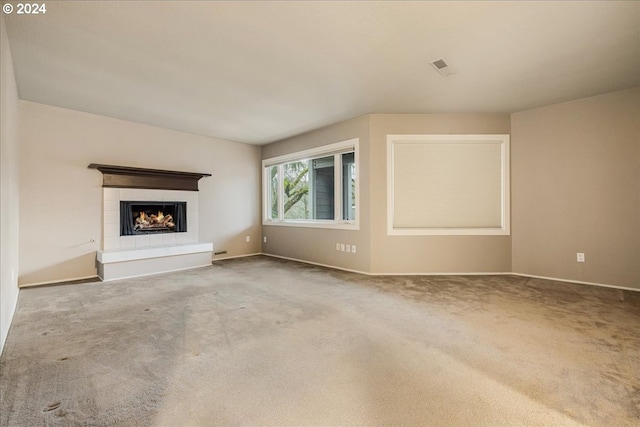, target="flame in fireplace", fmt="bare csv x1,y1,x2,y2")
134,209,175,231
137,211,164,221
